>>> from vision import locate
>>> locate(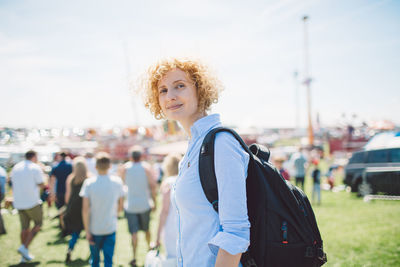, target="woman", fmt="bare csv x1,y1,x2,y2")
143,58,250,267
63,156,89,262
155,153,182,259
